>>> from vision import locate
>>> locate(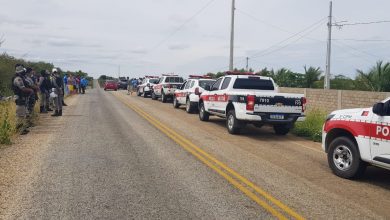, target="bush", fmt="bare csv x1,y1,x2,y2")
0,101,15,145
293,109,327,142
